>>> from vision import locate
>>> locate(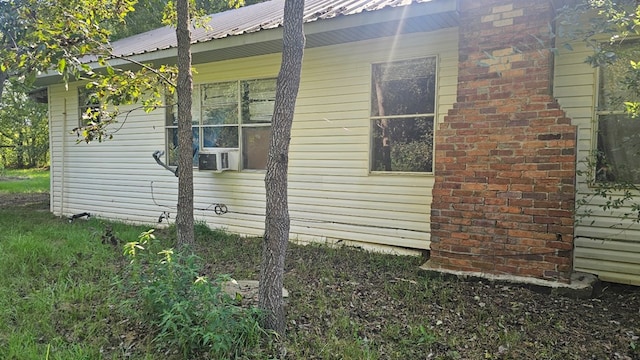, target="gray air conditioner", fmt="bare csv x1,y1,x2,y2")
198,148,239,172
